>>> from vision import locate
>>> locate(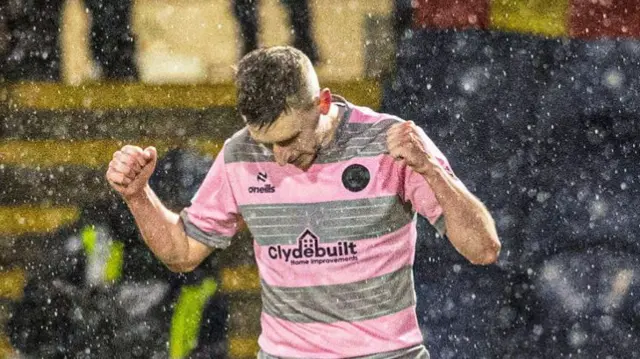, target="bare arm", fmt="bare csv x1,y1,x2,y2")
387,121,501,265
125,184,214,272
418,164,500,265
106,145,213,272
